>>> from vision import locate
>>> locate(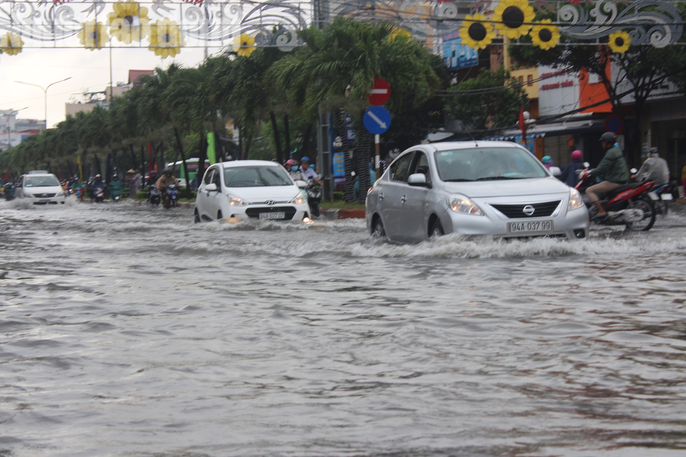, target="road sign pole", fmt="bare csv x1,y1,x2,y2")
375,134,380,181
